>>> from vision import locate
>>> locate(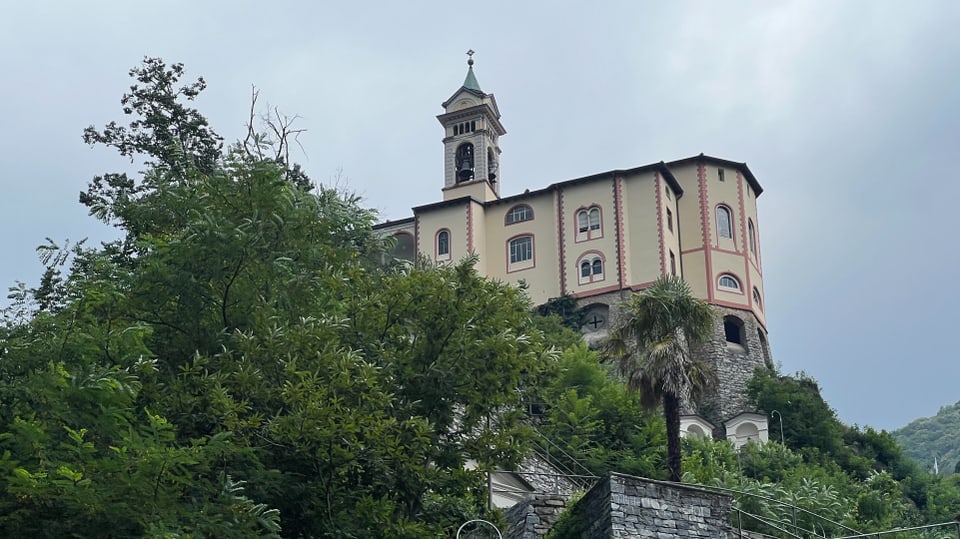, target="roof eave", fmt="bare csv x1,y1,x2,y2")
667,154,763,196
